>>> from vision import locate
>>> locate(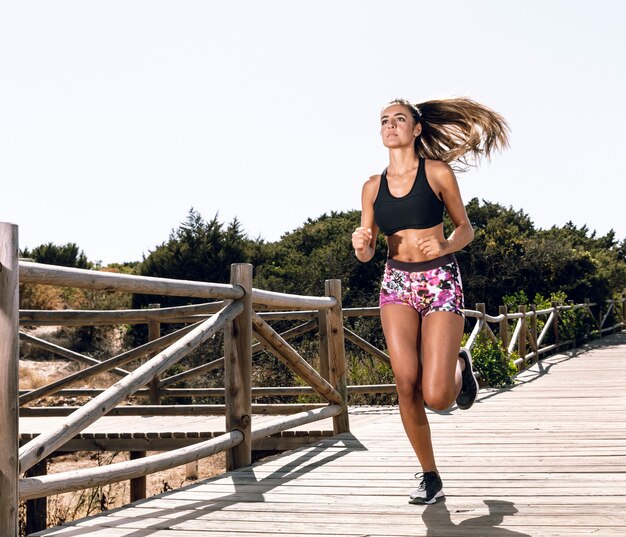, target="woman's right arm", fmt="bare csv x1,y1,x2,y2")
352,176,379,263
